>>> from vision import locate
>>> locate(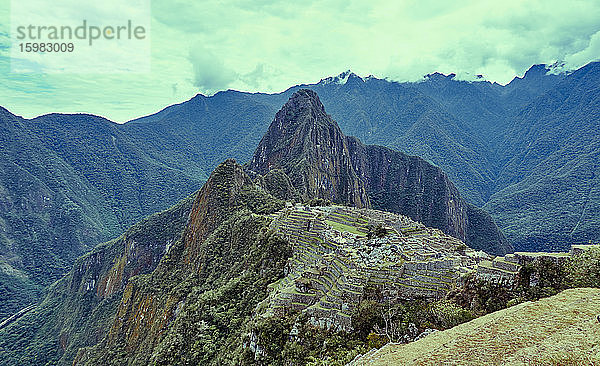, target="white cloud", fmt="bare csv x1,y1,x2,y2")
1,0,599,121
565,30,600,69
188,44,237,92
